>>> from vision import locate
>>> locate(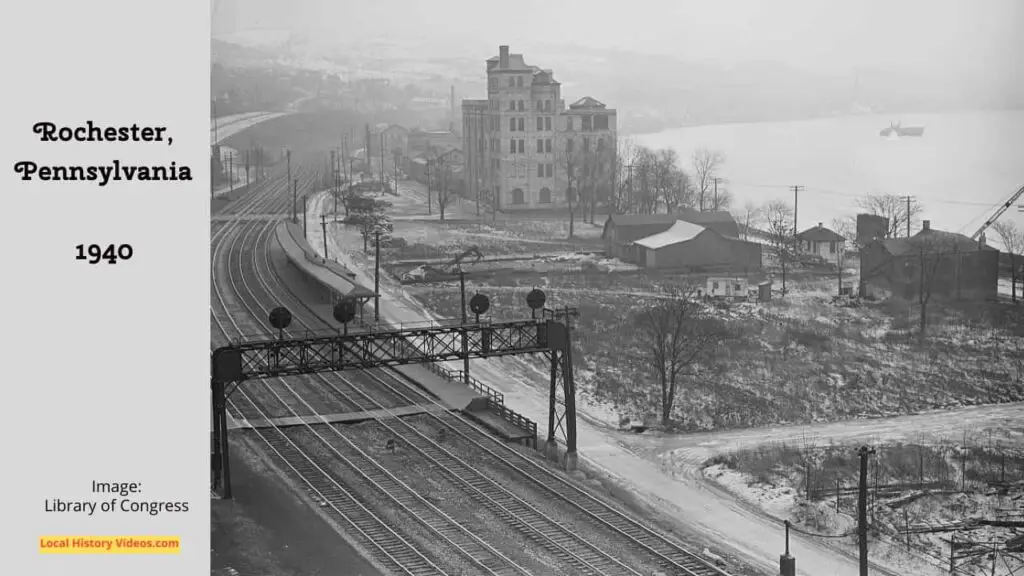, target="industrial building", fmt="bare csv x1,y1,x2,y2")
626,219,761,271
461,45,617,211
859,220,1000,301
601,211,740,259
